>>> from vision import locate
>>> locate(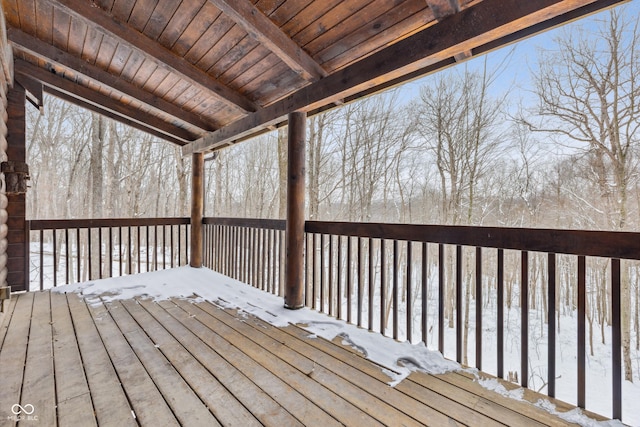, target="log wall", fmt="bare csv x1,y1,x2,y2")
0,3,15,310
